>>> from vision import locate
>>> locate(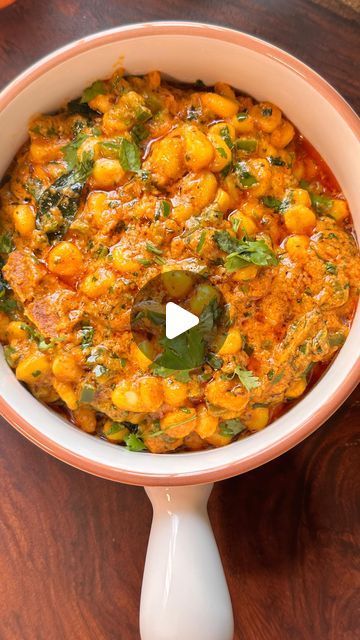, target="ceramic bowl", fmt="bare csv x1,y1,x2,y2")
0,22,359,640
